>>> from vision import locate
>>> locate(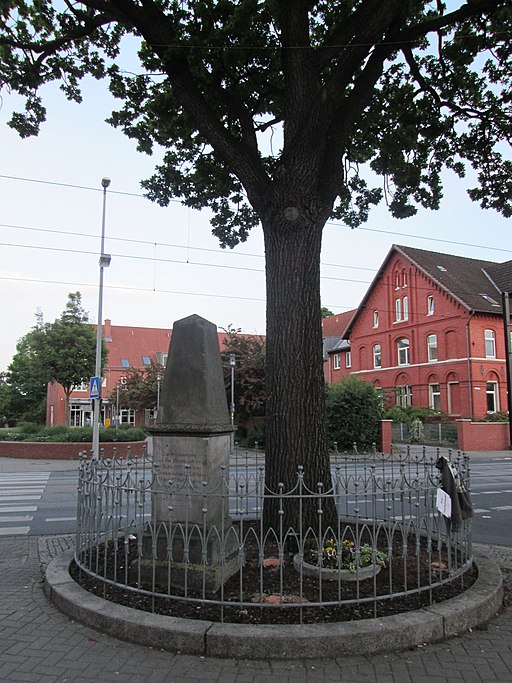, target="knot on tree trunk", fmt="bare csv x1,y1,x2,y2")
283,206,300,222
